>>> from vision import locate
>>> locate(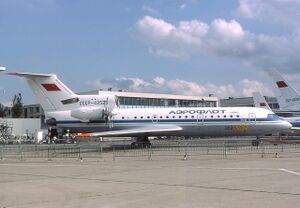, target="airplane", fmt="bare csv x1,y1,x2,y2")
7,72,292,144
252,92,300,132
268,69,300,116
